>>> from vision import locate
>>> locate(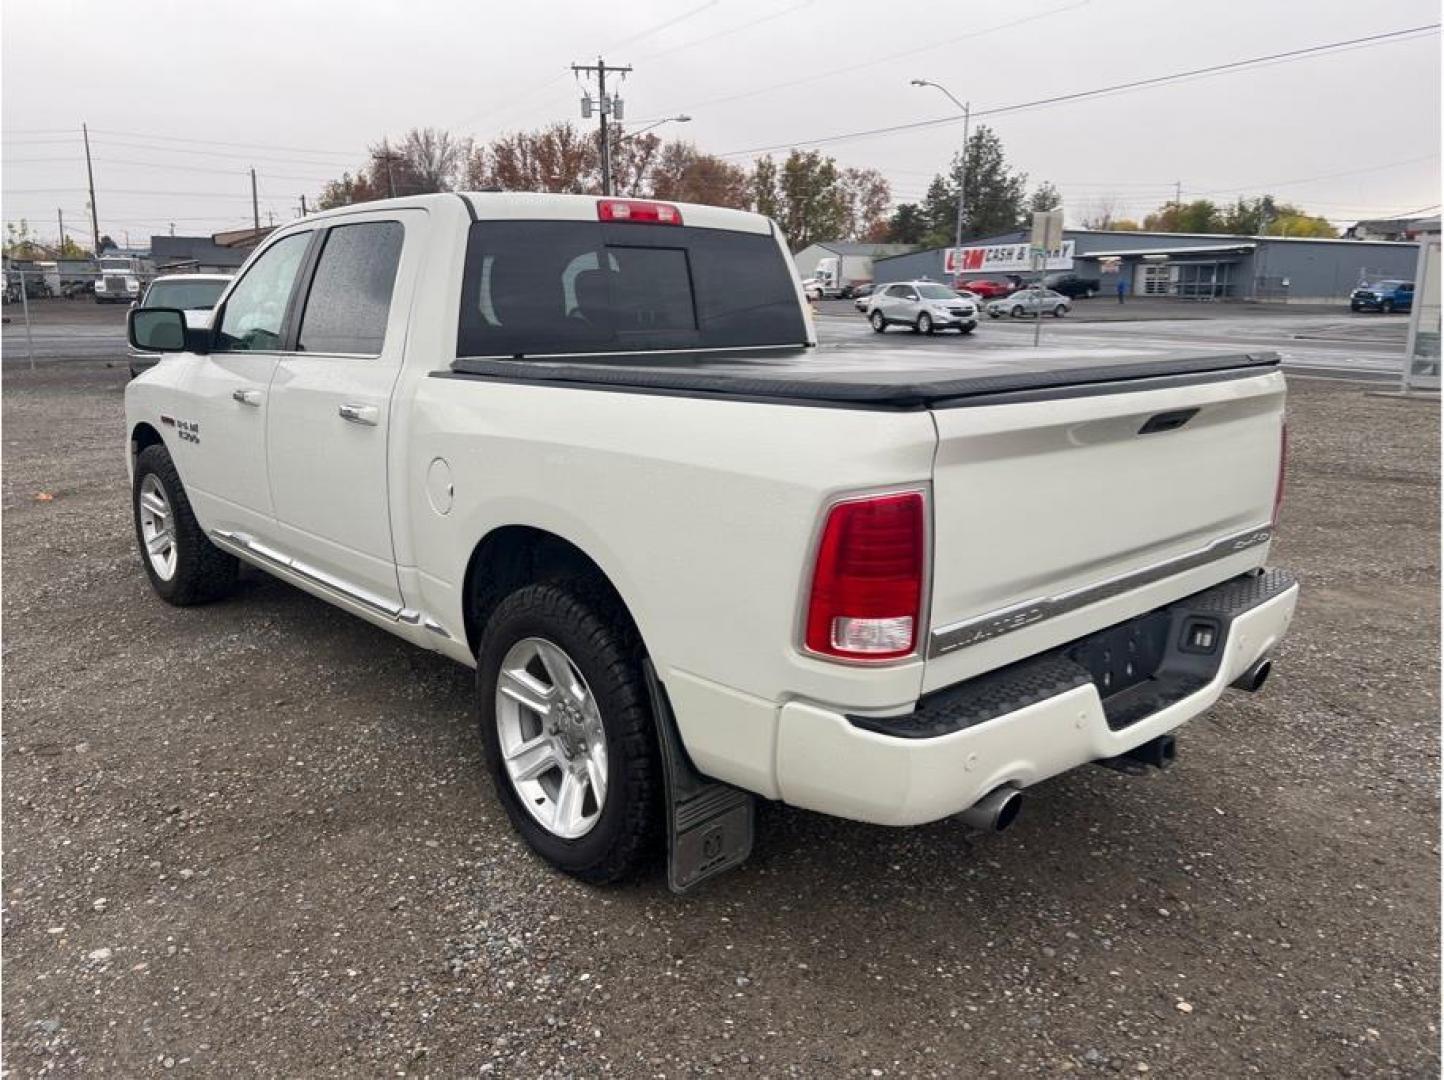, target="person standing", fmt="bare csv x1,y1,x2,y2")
1116,275,1127,304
